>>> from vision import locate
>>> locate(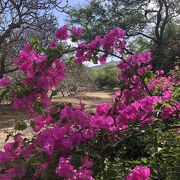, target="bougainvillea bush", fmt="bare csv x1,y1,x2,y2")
0,25,179,180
